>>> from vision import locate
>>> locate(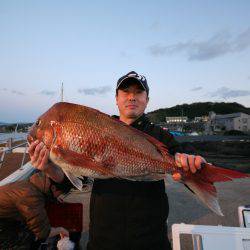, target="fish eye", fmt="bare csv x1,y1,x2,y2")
36,120,41,126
